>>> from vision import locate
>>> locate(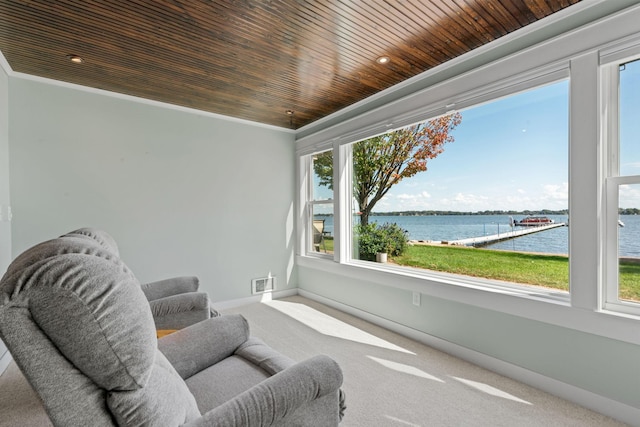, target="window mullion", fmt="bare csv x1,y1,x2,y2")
601,63,618,311
569,52,600,311
336,142,352,264
298,156,310,256
604,178,620,307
